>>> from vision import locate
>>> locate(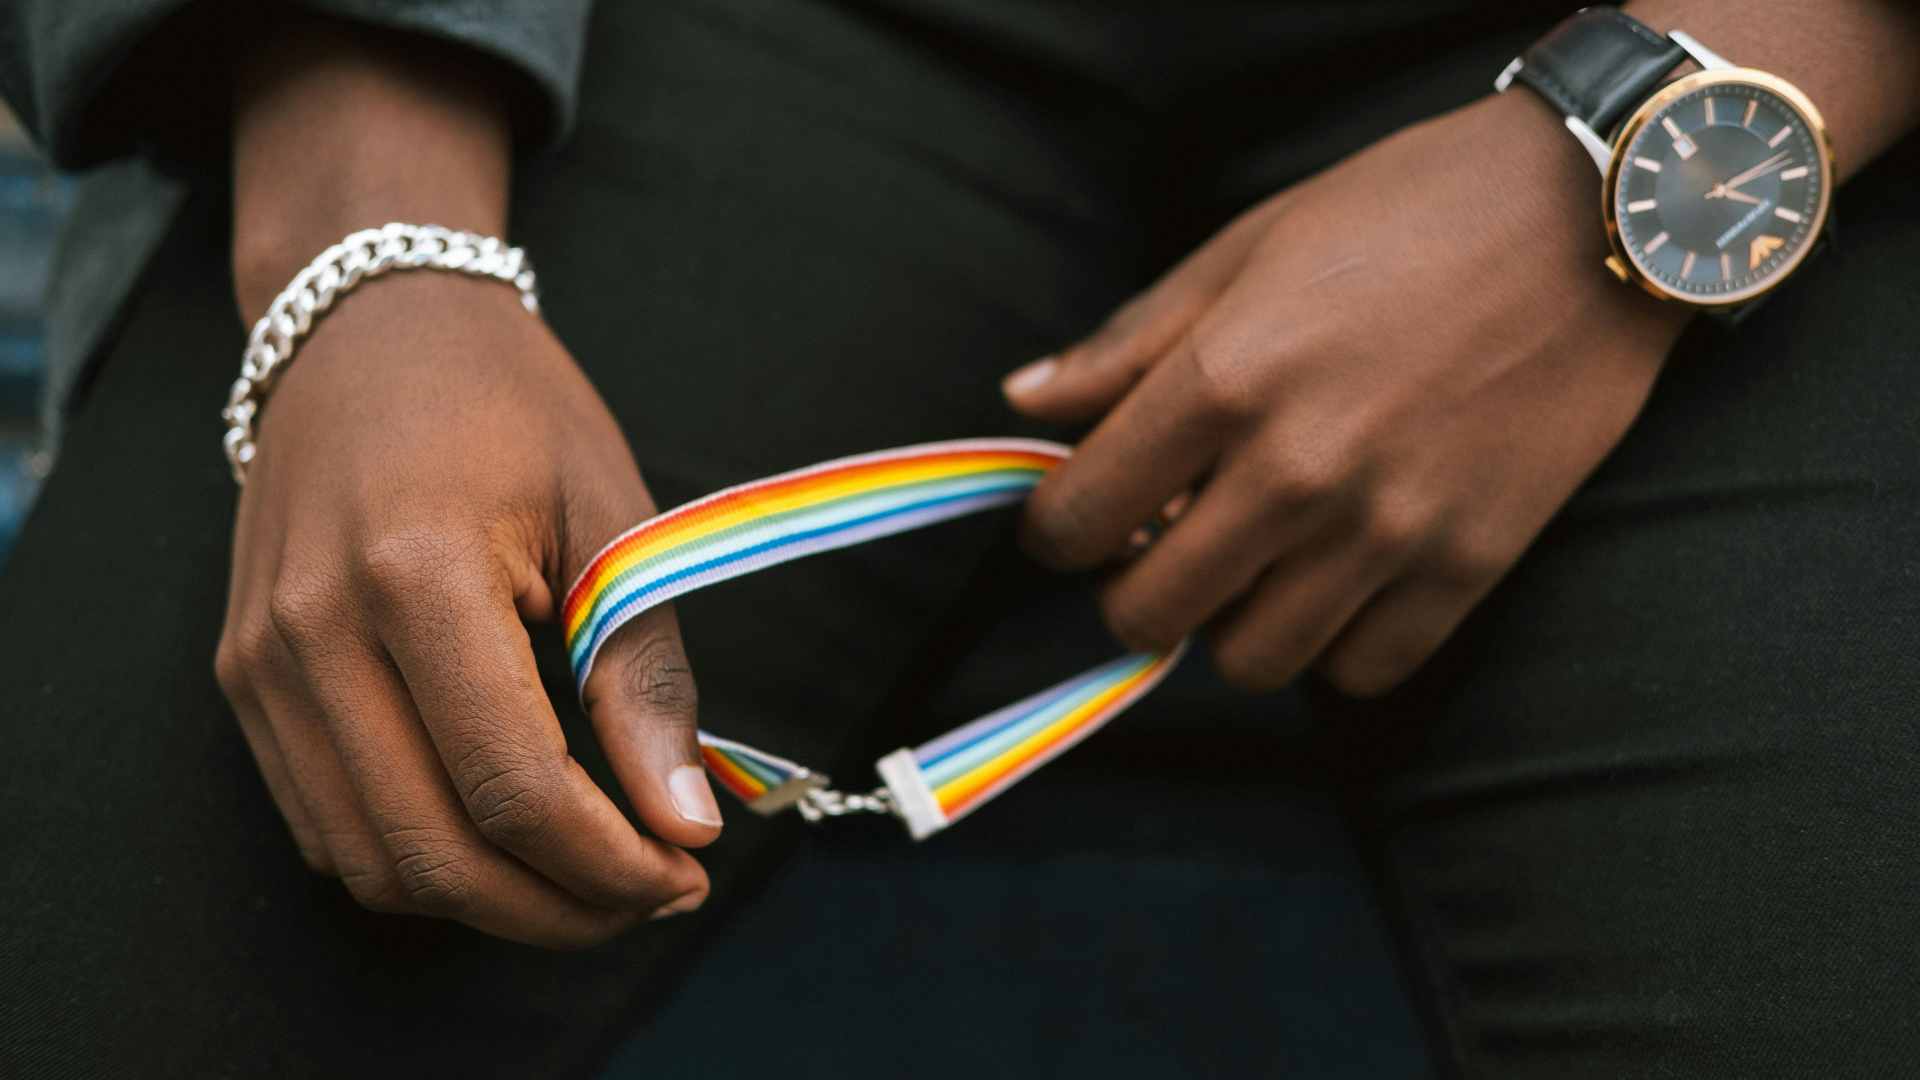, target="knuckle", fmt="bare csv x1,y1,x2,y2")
1358,497,1430,561
1185,335,1266,421
1022,488,1107,570
460,752,560,849
212,630,263,698
360,528,475,609
266,579,338,653
617,632,699,720
1260,447,1346,508
1101,595,1182,654
384,827,480,917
